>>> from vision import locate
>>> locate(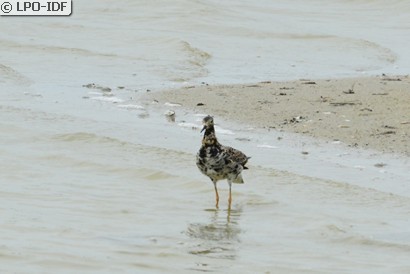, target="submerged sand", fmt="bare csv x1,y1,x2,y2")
148,75,410,155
